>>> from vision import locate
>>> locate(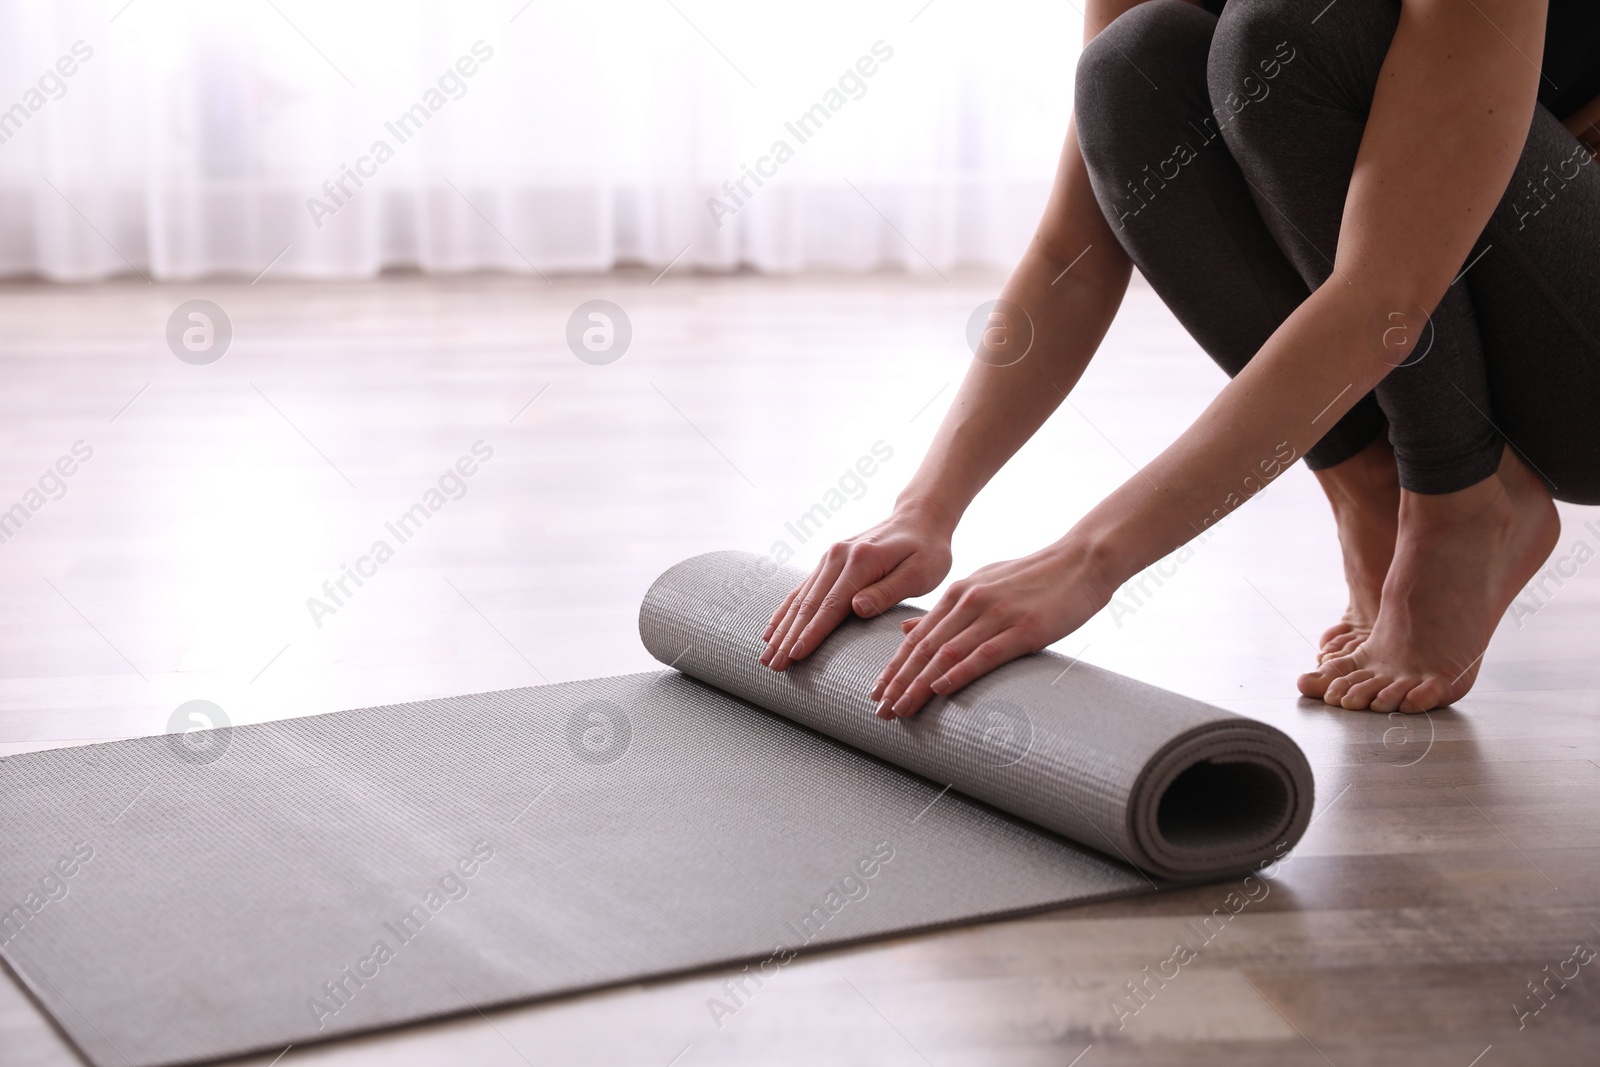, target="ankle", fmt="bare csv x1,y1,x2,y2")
1315,438,1400,513
1494,446,1552,503
1400,478,1514,531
